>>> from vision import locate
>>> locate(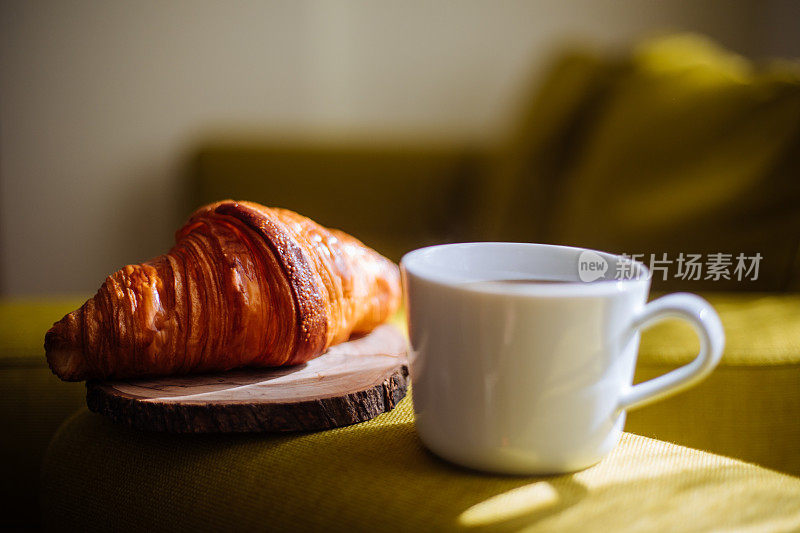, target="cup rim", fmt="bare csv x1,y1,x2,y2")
400,242,650,296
